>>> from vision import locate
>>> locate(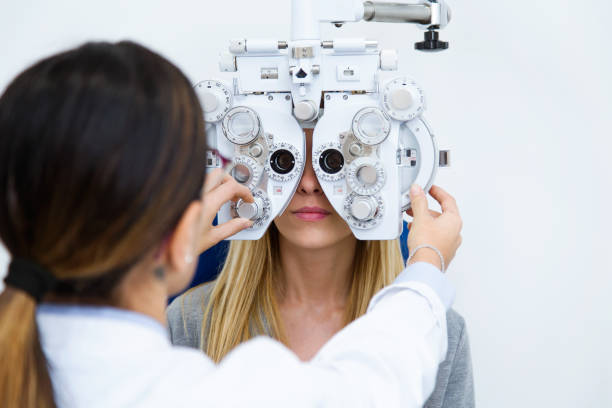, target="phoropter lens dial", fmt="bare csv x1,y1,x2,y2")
265,142,303,182
222,106,261,145
346,157,386,196
230,155,263,191
352,107,391,146
194,80,233,123
380,77,425,122
312,142,345,182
